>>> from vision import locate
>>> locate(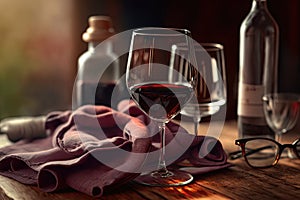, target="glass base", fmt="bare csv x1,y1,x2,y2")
134,169,193,186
